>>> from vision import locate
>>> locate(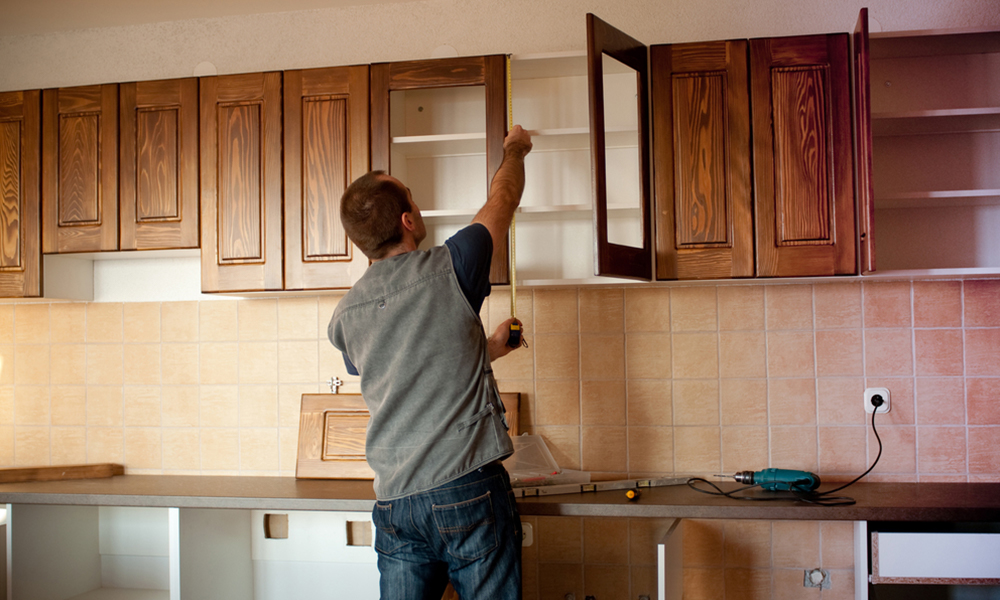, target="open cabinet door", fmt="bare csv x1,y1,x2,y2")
855,8,877,274
587,13,653,280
